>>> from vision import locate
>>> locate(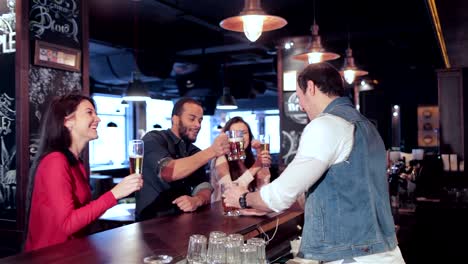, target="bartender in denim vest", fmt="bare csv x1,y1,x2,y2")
136,98,229,221
224,63,405,264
